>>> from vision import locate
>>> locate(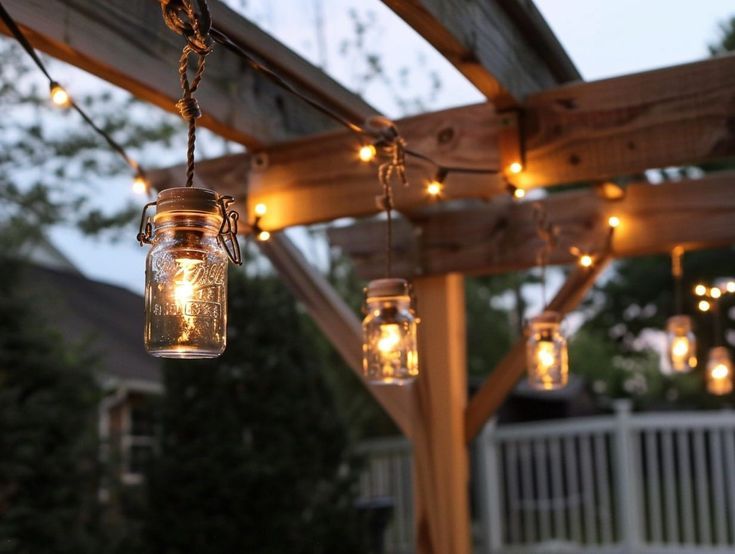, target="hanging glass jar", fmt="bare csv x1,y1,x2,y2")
362,278,419,385
706,346,733,396
526,311,569,390
138,187,241,359
666,315,697,373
